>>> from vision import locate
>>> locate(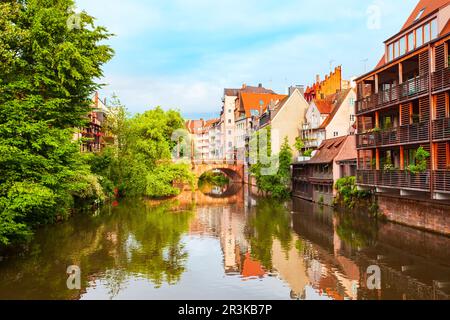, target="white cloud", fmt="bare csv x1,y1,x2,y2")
77,0,419,116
